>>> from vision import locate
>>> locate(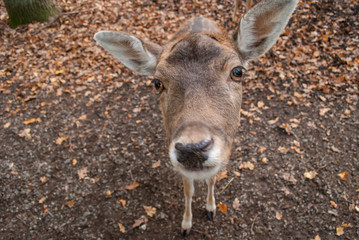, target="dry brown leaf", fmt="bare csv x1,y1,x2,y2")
118,223,126,233
216,170,228,182
23,118,37,125
258,146,266,153
238,161,254,170
232,198,240,210
151,160,161,169
143,206,156,217
319,107,331,116
261,157,269,163
117,199,126,207
218,202,228,214
336,226,344,236
132,216,148,228
19,128,31,140
78,114,87,120
40,176,47,184
65,200,75,207
257,101,264,108
268,117,279,124
39,196,46,204
55,136,68,145
330,201,337,209
304,170,318,179
232,170,241,177
77,167,87,180
278,146,290,153
125,182,140,190
275,211,283,221
3,122,11,128
313,235,321,240
337,172,347,181
281,172,298,184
